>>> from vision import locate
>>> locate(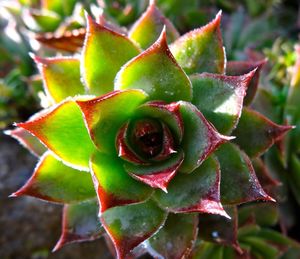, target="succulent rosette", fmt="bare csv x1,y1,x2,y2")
6,2,292,259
